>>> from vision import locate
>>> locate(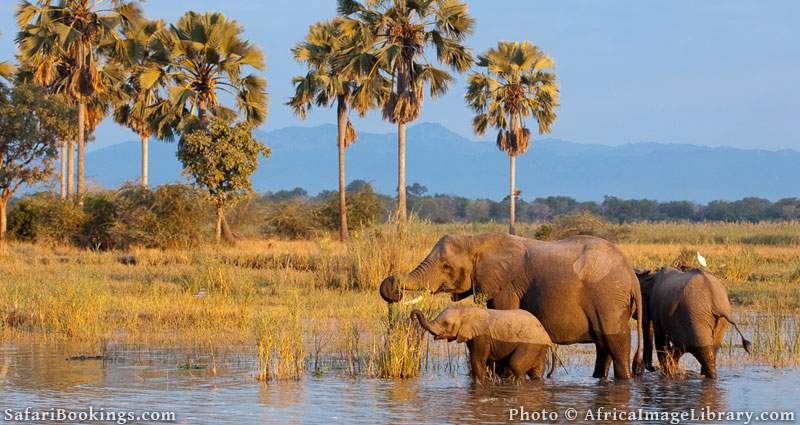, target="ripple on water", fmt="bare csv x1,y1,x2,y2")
0,344,797,424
